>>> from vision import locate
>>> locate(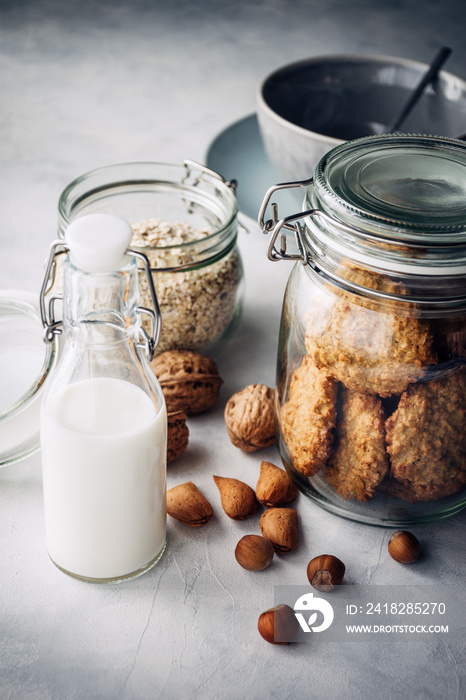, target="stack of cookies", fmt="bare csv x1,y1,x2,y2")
280,266,466,503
